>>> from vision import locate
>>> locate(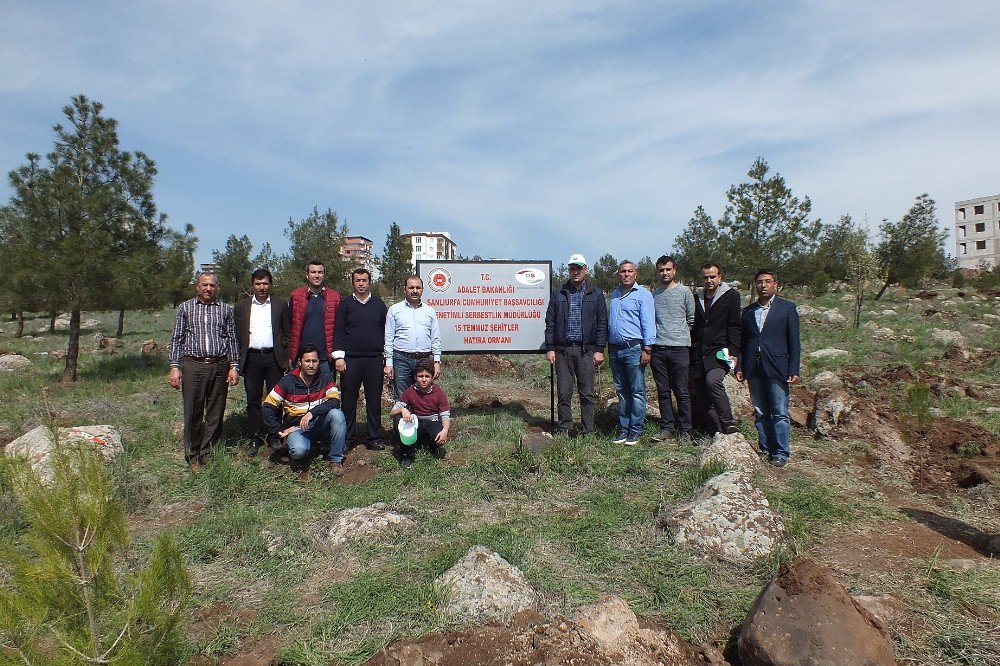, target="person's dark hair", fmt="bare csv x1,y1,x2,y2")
414,358,435,376
405,275,423,287
754,269,778,283
352,267,372,280
656,255,676,269
251,268,273,283
297,343,320,362
308,260,325,270
700,263,722,274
